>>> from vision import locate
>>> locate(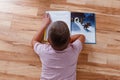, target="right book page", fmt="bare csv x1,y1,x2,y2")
71,12,96,44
